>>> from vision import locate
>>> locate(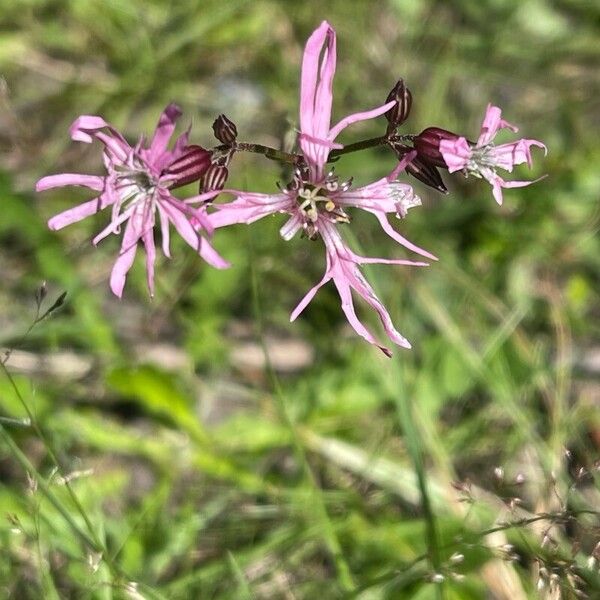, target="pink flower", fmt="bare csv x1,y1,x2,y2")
438,104,547,204
37,104,228,297
208,22,433,355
